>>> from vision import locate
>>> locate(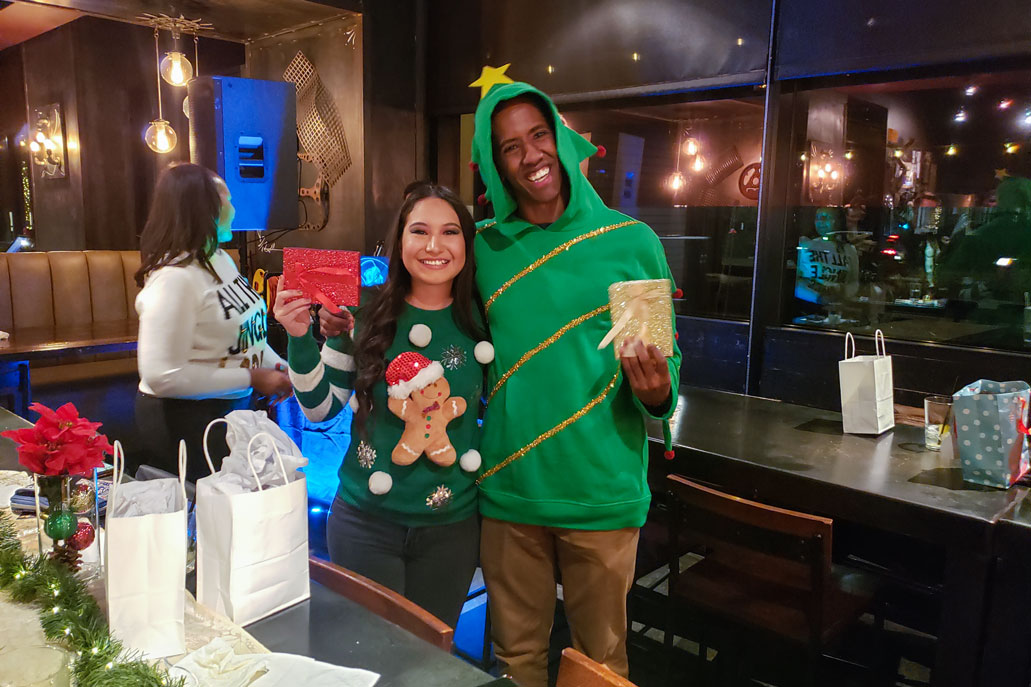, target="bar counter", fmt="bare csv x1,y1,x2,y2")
648,387,1031,687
